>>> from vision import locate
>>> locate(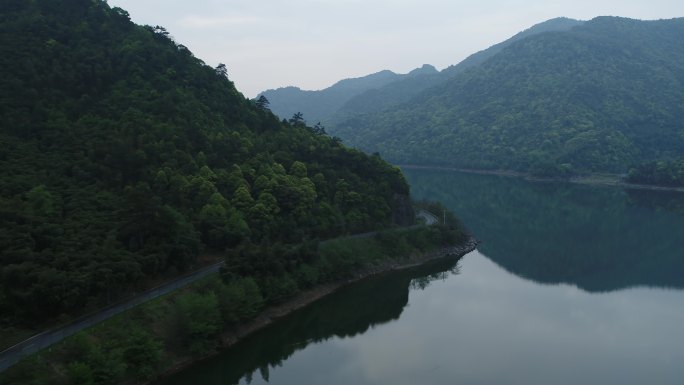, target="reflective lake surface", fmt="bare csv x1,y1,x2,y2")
160,169,684,385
